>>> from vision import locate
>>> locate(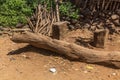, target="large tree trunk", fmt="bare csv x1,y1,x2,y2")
11,32,120,68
